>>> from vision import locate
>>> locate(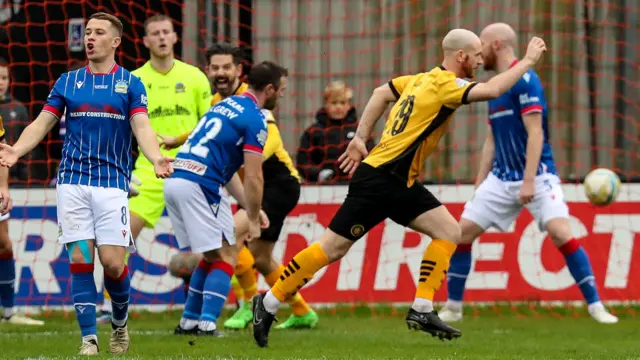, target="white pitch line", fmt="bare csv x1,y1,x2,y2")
1,329,172,338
